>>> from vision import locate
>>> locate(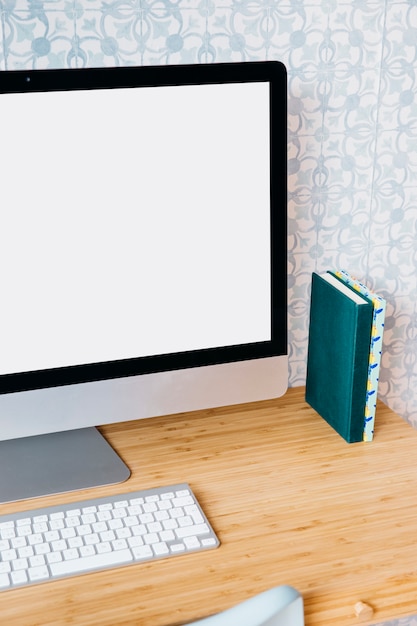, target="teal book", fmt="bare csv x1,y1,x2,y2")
305,272,374,443
332,270,386,442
